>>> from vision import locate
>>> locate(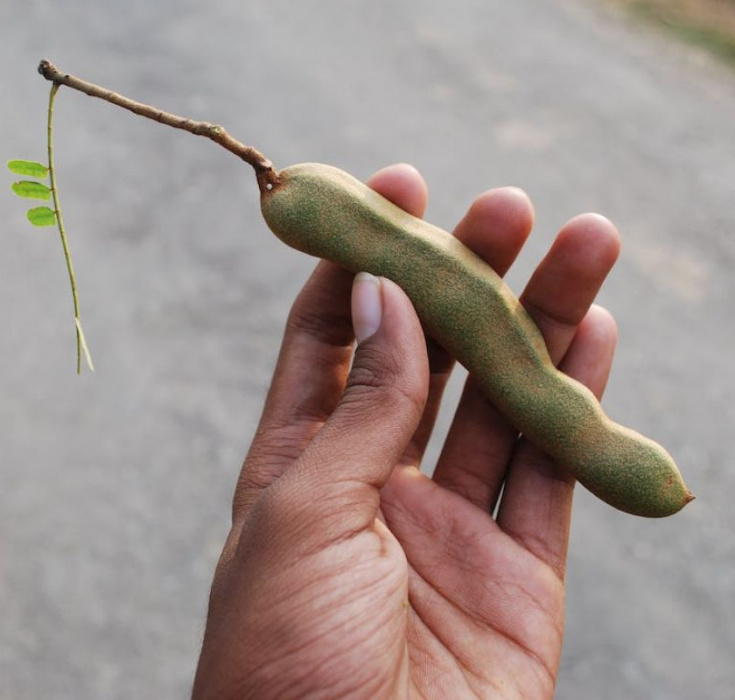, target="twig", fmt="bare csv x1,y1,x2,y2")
38,59,279,191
